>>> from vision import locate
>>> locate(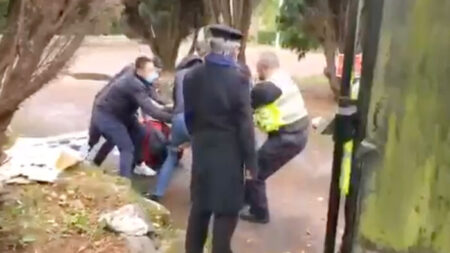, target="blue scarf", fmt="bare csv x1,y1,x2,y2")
205,53,237,68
